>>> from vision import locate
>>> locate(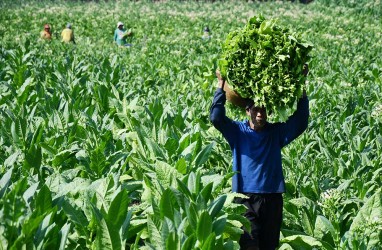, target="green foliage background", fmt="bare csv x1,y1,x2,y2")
1,0,382,249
